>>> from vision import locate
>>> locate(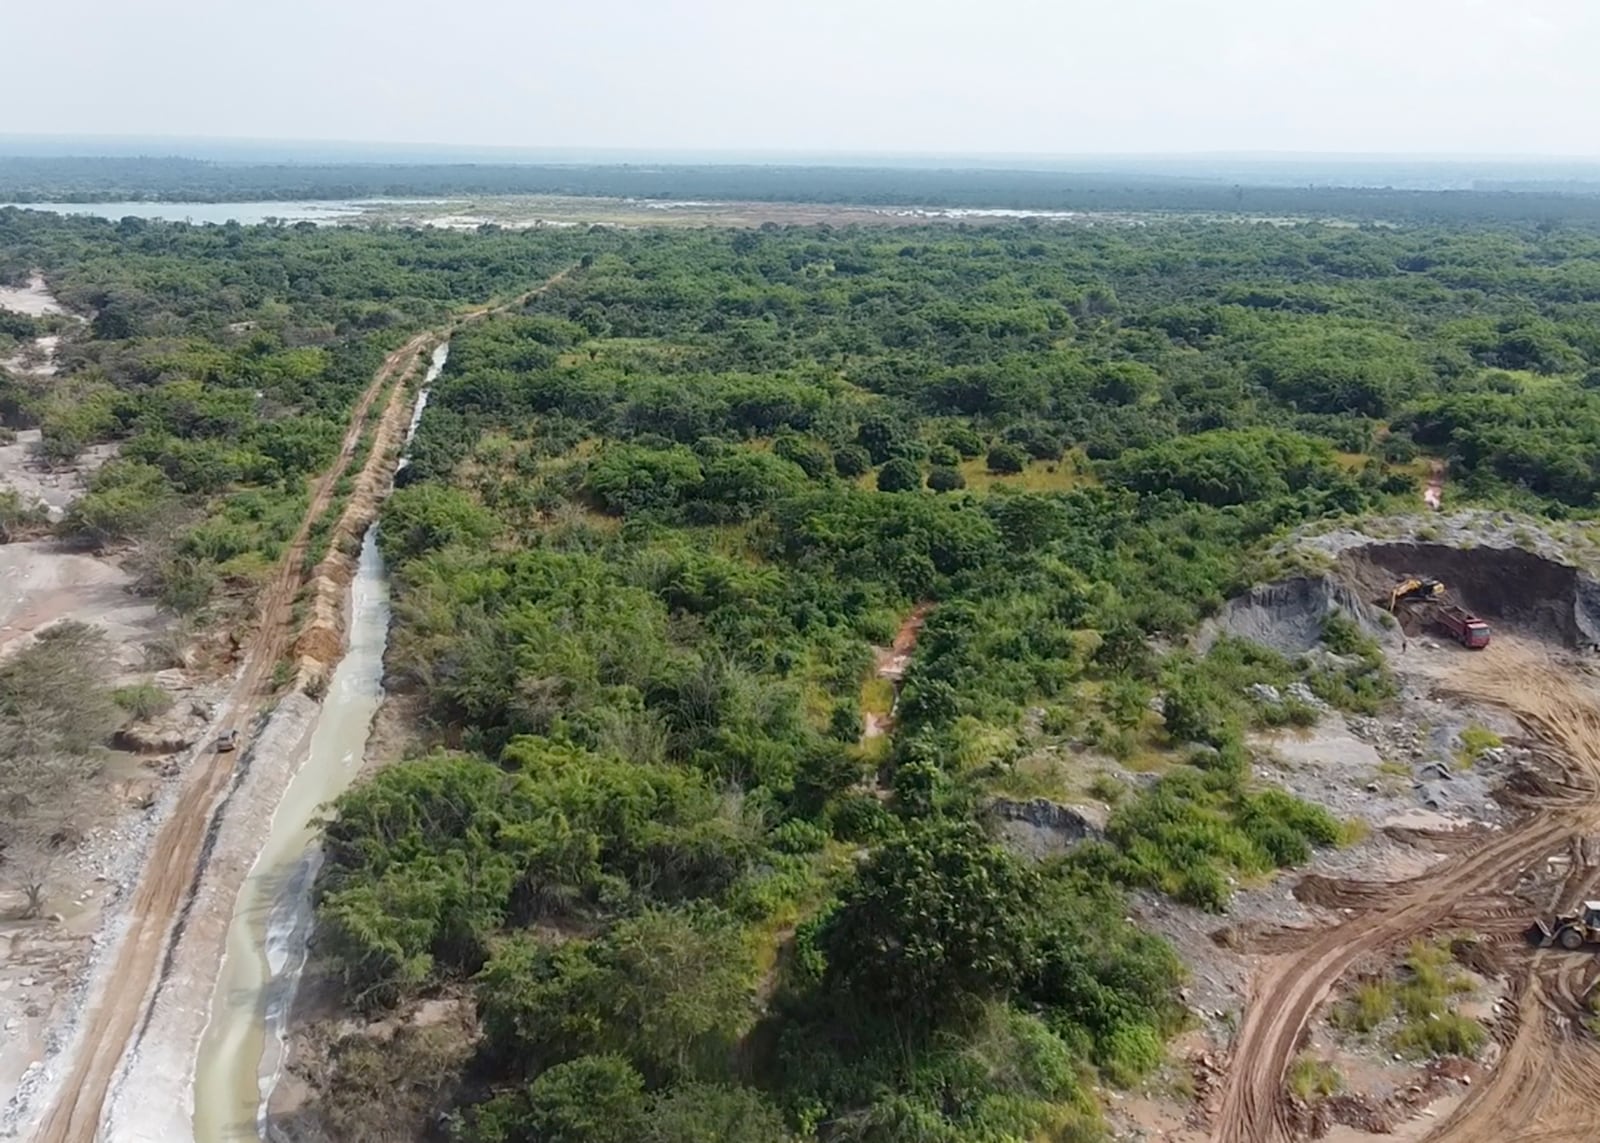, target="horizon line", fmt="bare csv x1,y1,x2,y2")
6,134,1600,166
